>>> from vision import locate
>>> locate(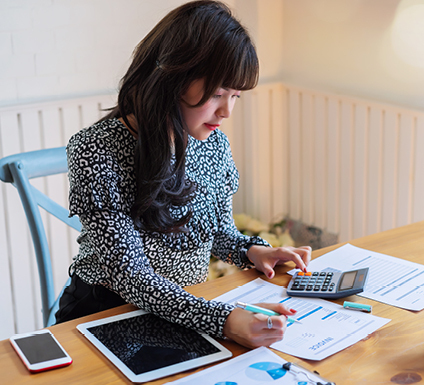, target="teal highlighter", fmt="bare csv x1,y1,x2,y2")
343,301,372,313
